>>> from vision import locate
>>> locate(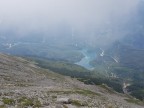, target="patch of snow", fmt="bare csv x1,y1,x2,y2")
111,56,119,63
100,48,105,56
123,82,131,94
5,43,19,49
